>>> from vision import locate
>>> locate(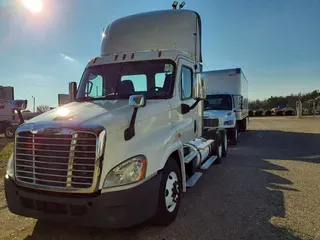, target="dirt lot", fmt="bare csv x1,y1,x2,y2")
0,117,319,240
